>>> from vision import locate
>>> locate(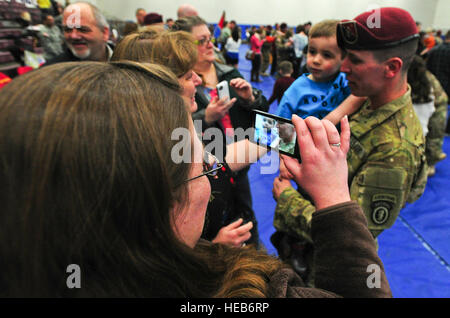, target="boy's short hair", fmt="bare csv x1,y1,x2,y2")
278,61,293,74
308,19,339,39
309,19,345,59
